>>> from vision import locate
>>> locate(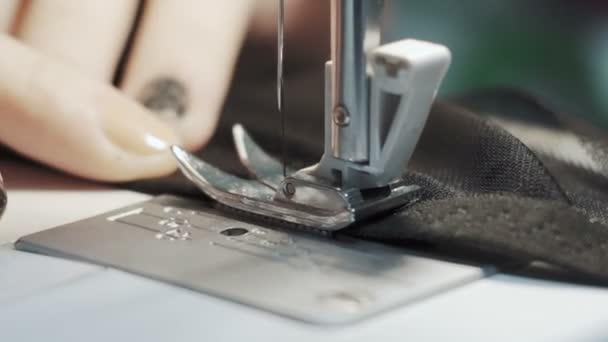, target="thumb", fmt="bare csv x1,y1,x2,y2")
0,35,180,182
